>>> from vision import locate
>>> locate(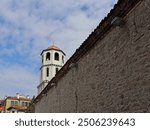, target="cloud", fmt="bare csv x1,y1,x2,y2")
0,0,117,98
0,64,38,98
